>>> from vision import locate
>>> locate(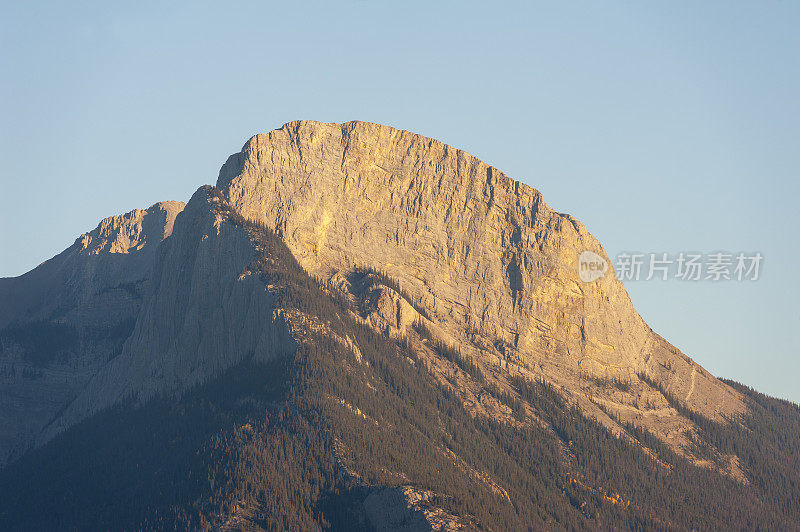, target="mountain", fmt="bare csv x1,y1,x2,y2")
0,121,798,530
0,201,184,466
215,121,743,448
